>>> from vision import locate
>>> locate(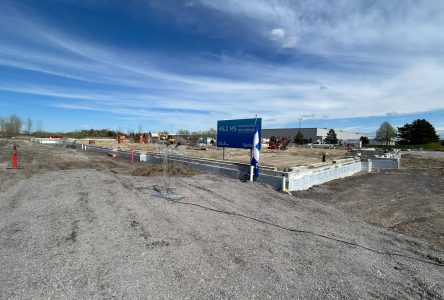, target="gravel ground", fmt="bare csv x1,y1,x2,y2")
1,141,444,299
